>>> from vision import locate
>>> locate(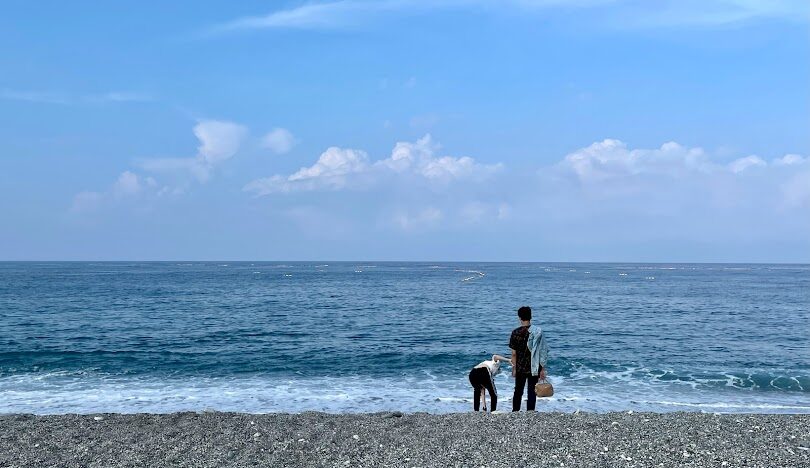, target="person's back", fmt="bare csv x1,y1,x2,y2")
509,306,546,411
468,354,509,412
509,325,532,377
